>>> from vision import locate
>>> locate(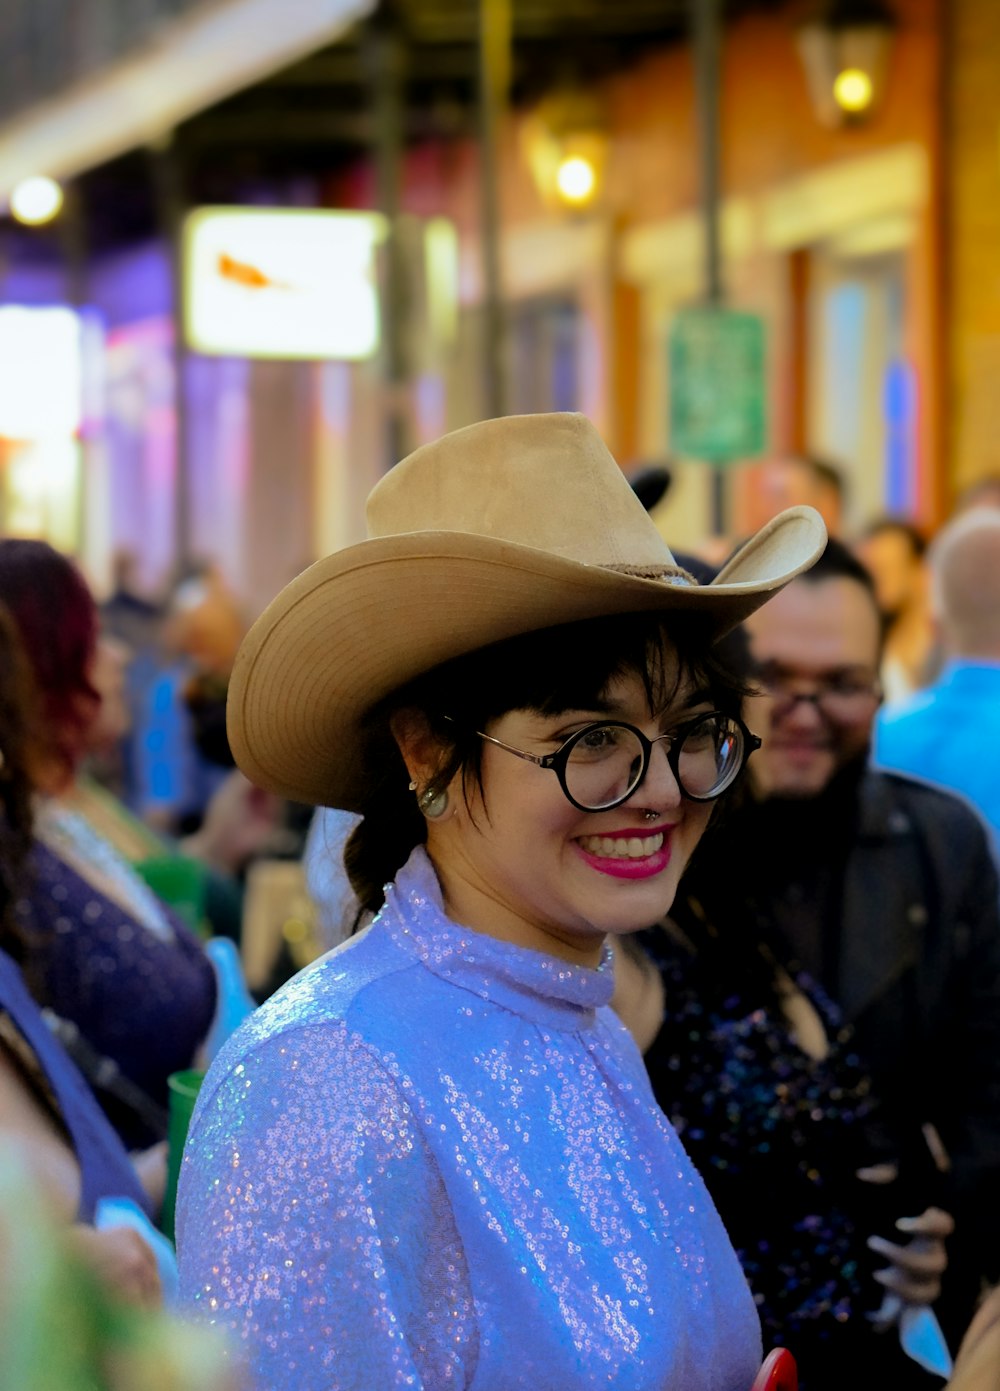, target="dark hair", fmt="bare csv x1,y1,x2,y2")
0,605,36,956
796,537,886,655
799,455,847,506
344,611,749,917
860,515,927,559
0,539,100,780
801,536,880,595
